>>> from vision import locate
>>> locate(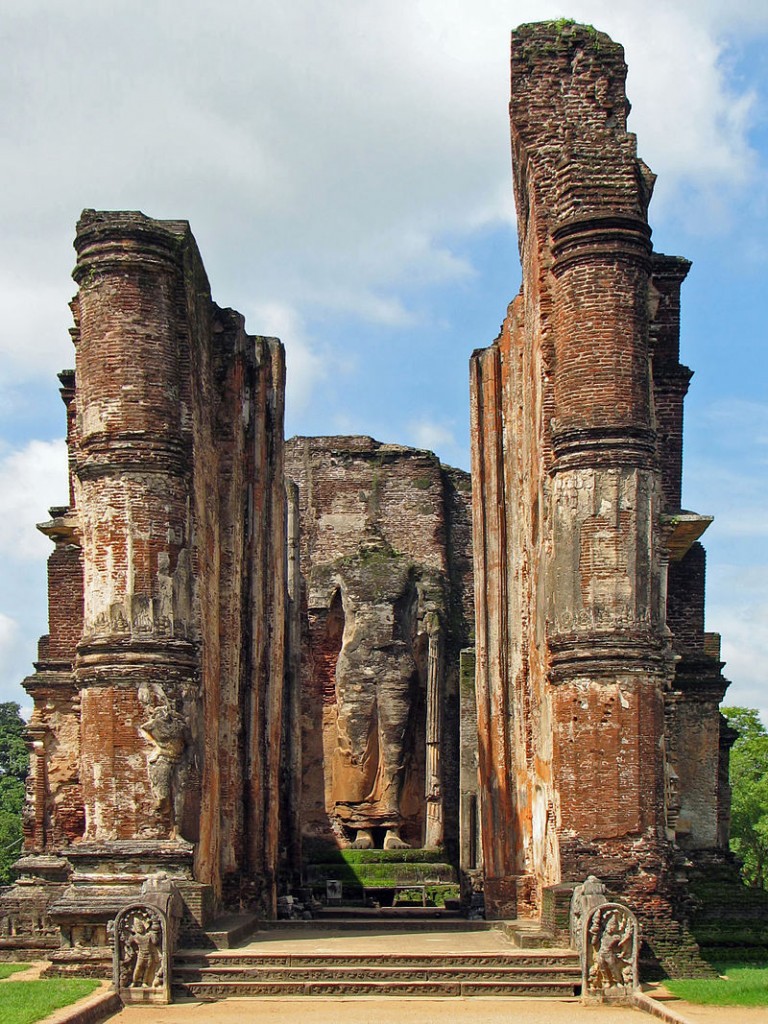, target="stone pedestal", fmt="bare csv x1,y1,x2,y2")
44,841,204,979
